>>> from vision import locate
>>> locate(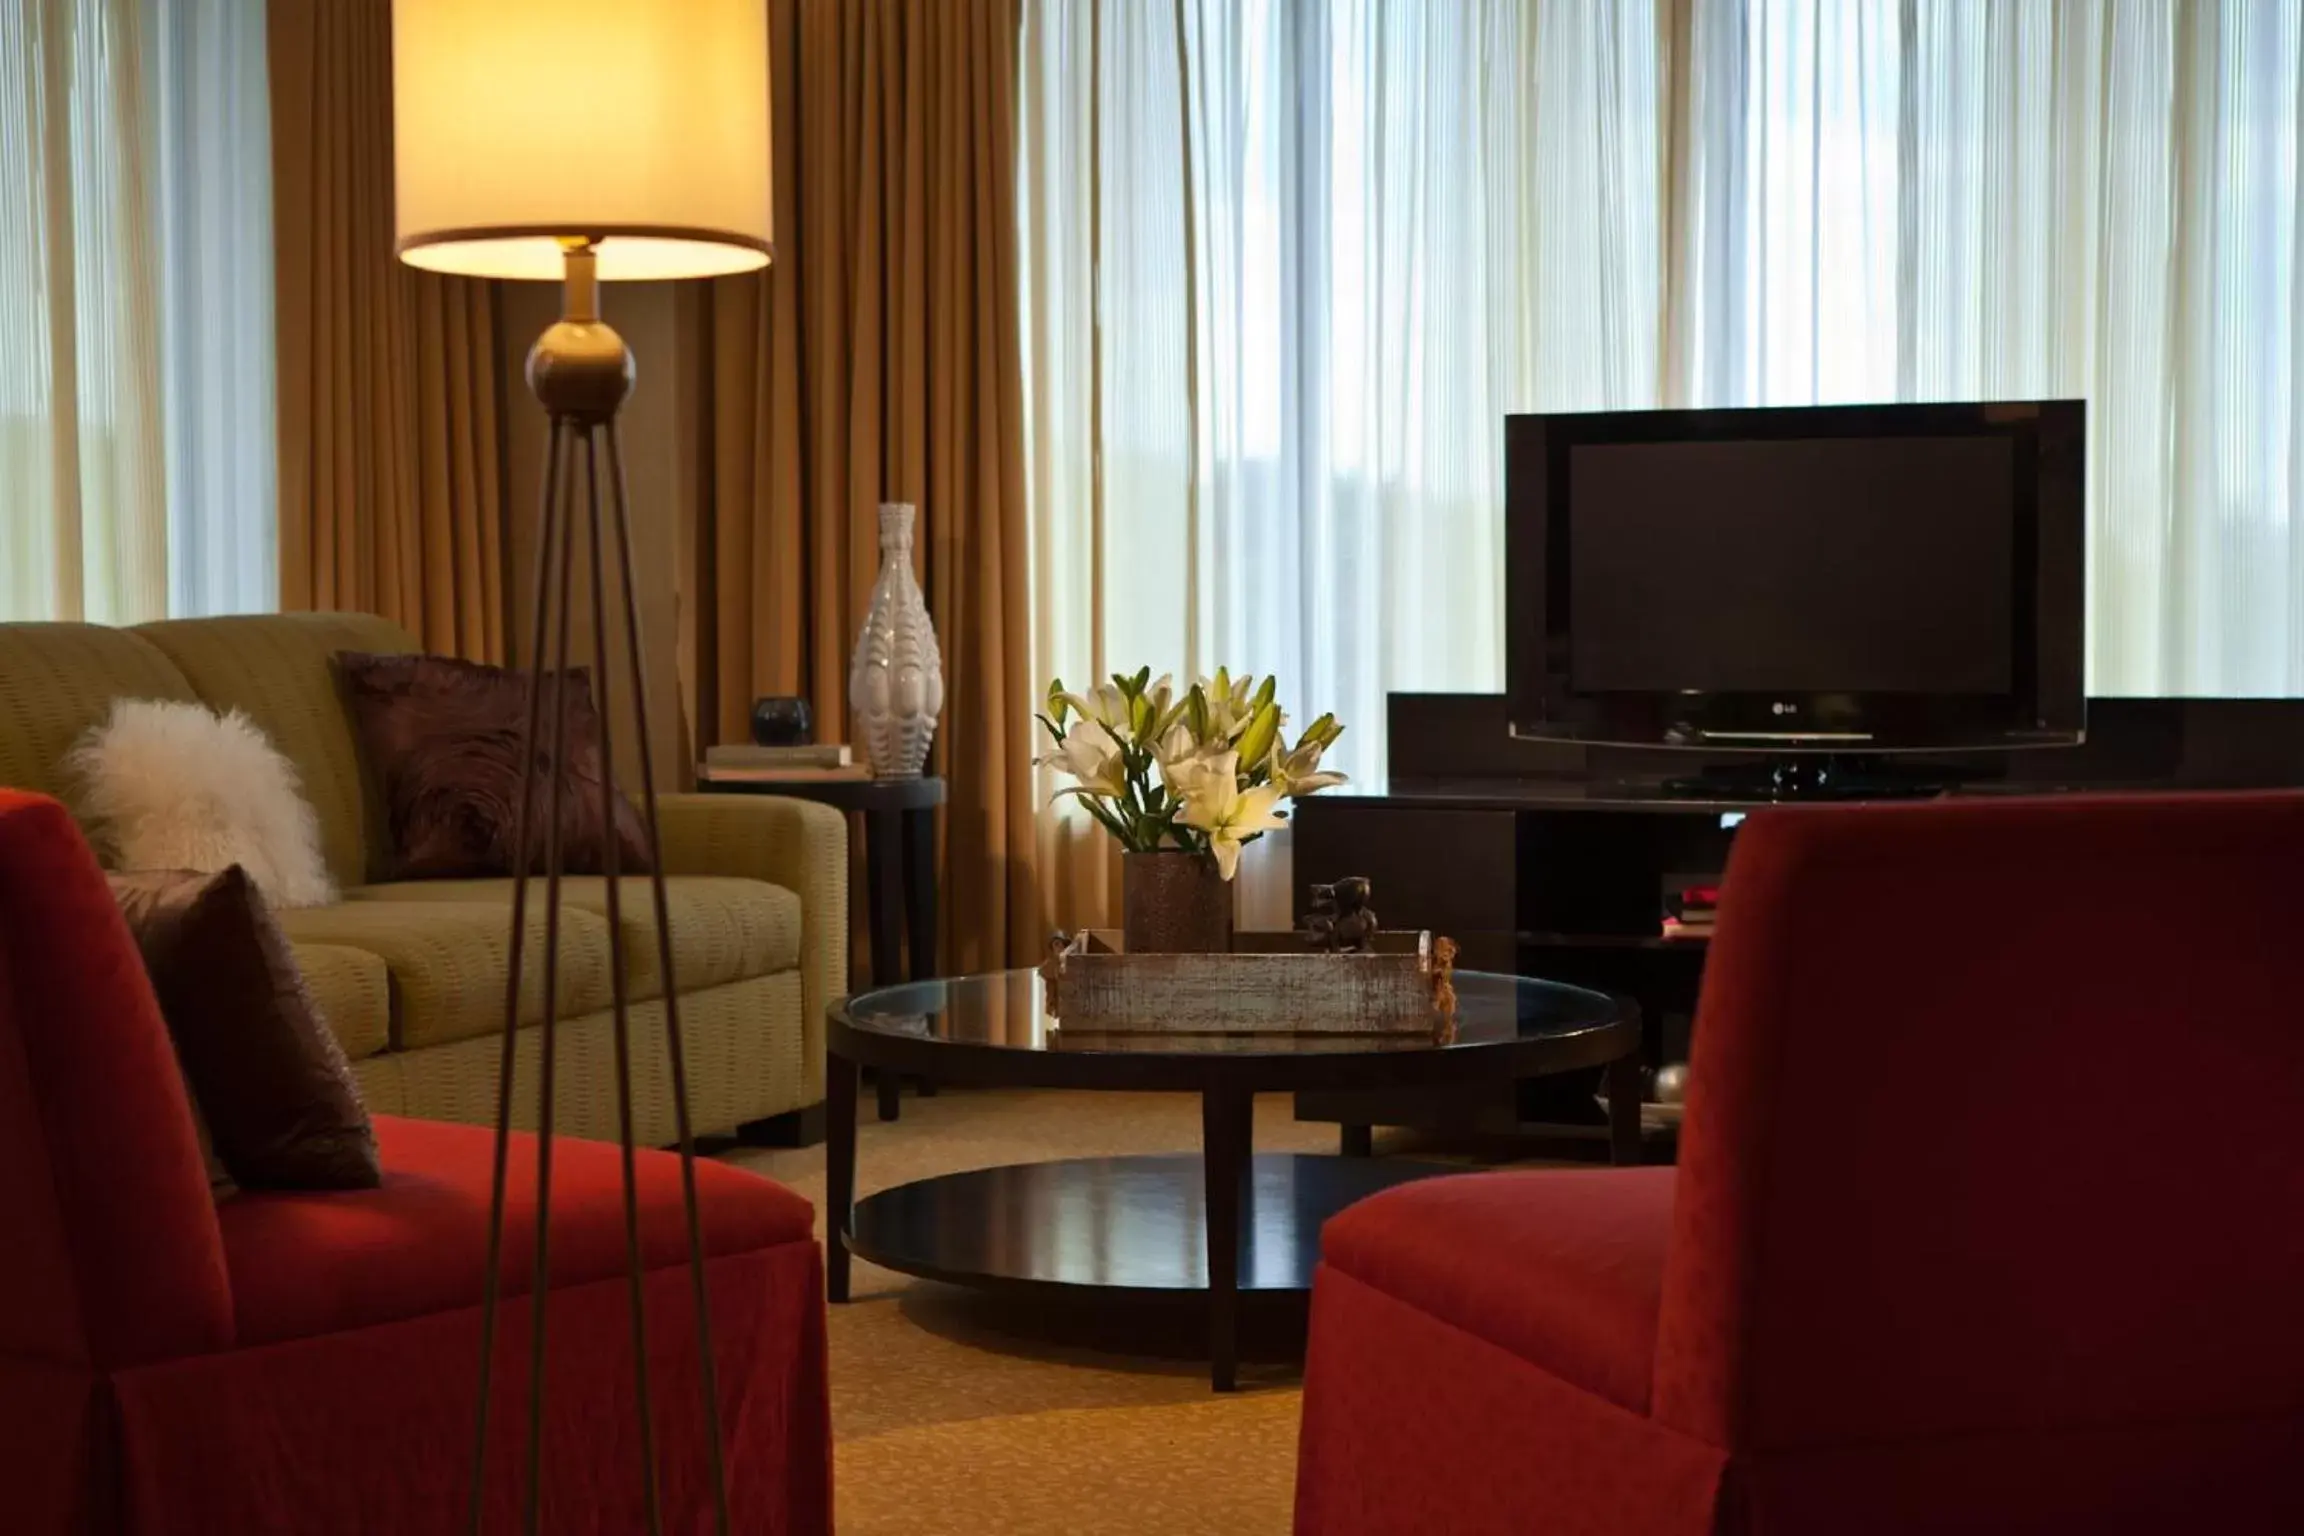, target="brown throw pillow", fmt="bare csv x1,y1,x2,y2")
337,651,652,879
108,867,382,1191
